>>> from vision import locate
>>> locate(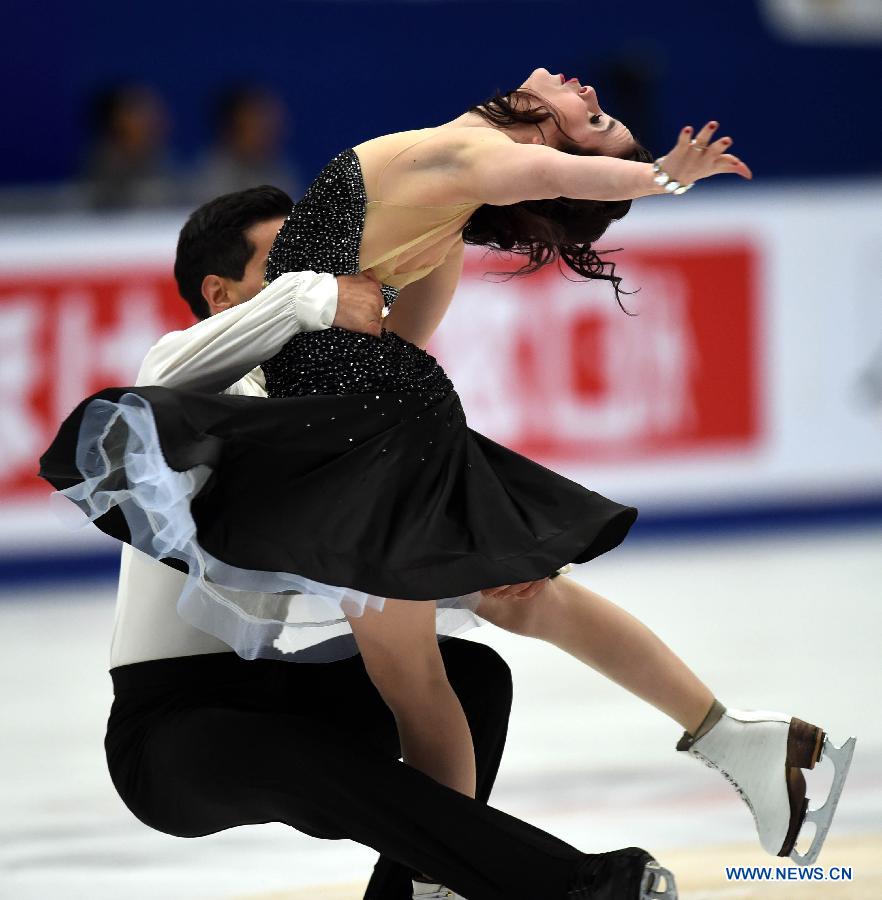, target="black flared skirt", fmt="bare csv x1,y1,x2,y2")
39,373,637,663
